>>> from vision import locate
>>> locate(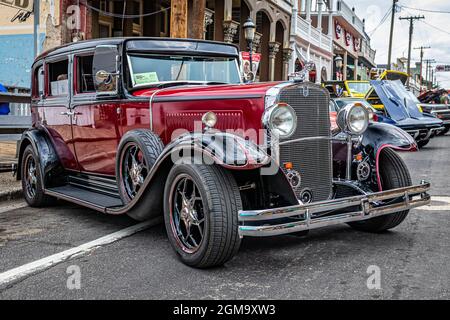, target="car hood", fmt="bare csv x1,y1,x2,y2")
131,81,282,100
369,80,442,125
